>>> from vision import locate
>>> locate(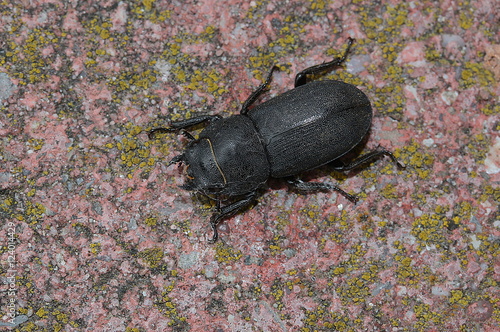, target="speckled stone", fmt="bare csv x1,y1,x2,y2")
0,0,498,330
